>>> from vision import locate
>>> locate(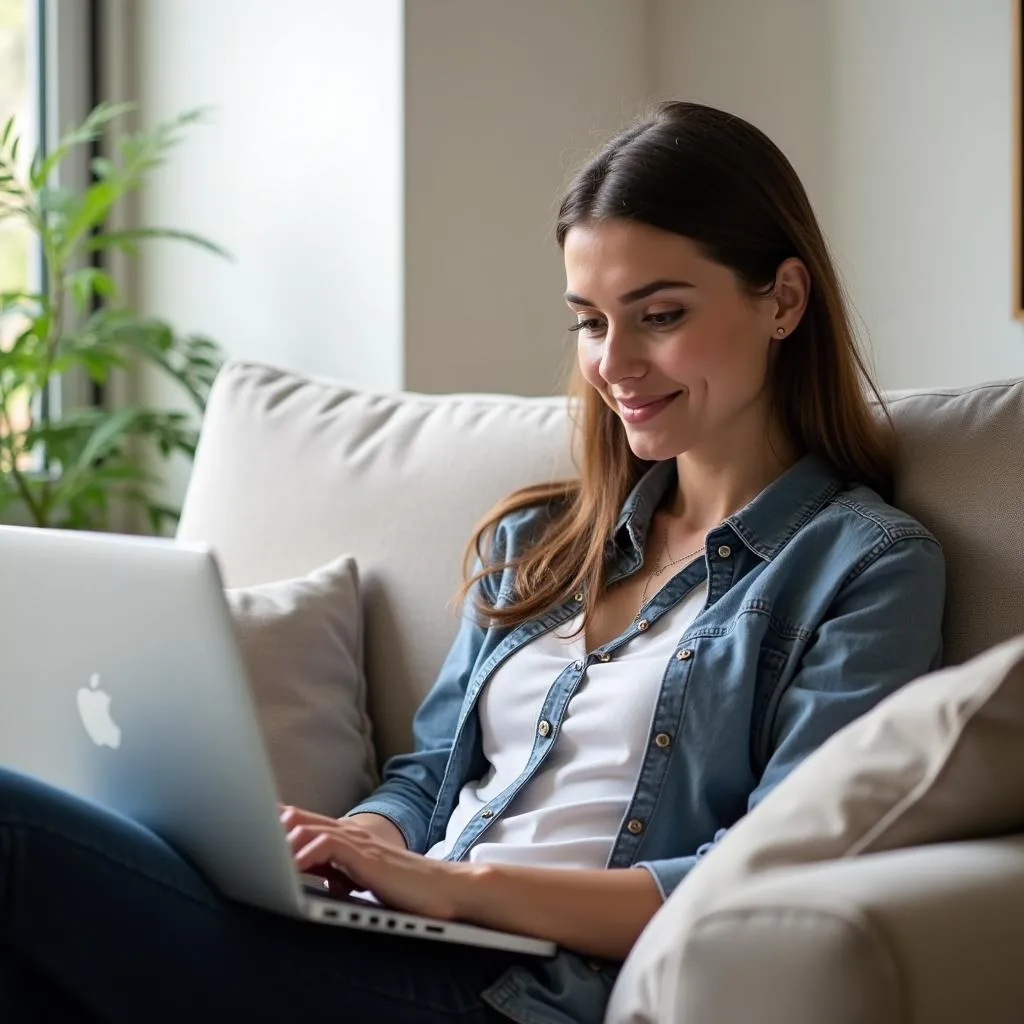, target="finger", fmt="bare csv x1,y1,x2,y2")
286,823,337,856
295,832,363,877
279,805,337,830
